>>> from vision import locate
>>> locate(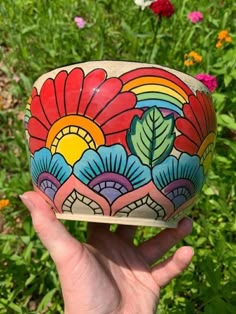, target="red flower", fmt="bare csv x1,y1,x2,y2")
27,68,143,164
174,91,217,173
149,0,175,18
